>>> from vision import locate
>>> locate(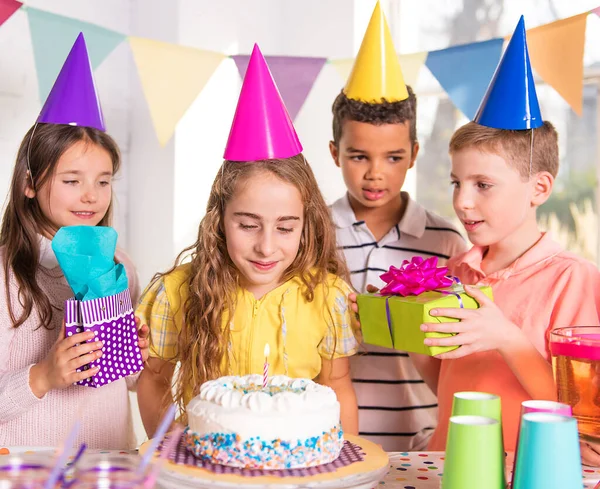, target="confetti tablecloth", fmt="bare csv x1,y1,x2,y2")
3,447,600,488
381,451,600,489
